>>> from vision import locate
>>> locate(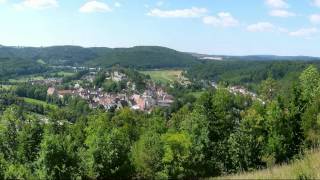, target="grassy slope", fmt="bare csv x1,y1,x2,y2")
215,150,320,179
24,97,57,109
0,85,15,90
8,75,45,83
141,70,182,83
